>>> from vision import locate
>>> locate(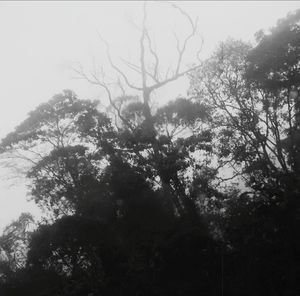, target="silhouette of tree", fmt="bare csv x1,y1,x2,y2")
189,9,300,203
74,2,208,219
